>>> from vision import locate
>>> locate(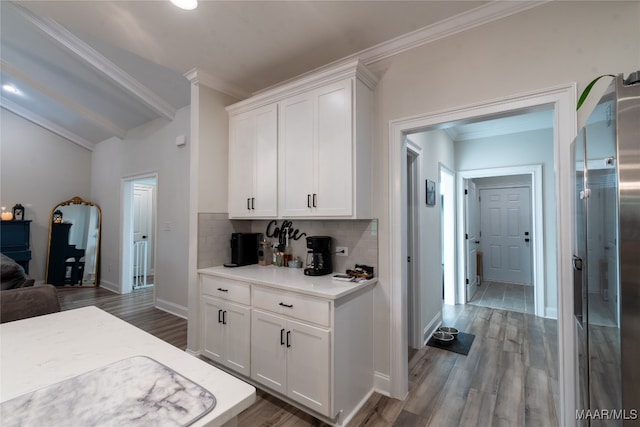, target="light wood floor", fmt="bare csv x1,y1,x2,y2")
55,286,558,426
